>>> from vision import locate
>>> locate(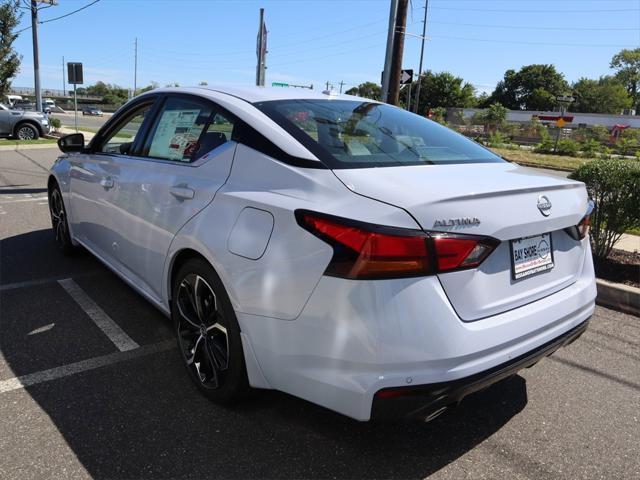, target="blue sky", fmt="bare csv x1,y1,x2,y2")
10,0,640,95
